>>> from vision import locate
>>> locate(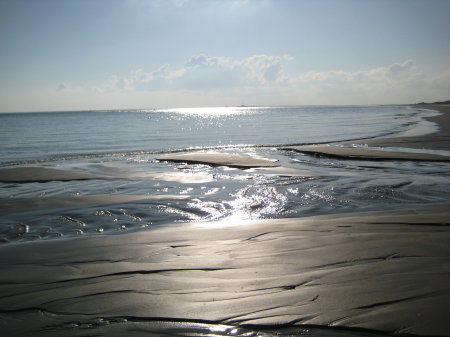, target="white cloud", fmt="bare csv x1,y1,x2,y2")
104,54,292,92
386,59,414,77
238,54,290,84
4,56,440,112
291,60,419,85
104,56,426,102
75,55,448,107
185,55,232,69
